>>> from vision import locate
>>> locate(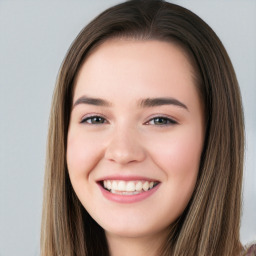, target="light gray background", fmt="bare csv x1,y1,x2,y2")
0,0,255,255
